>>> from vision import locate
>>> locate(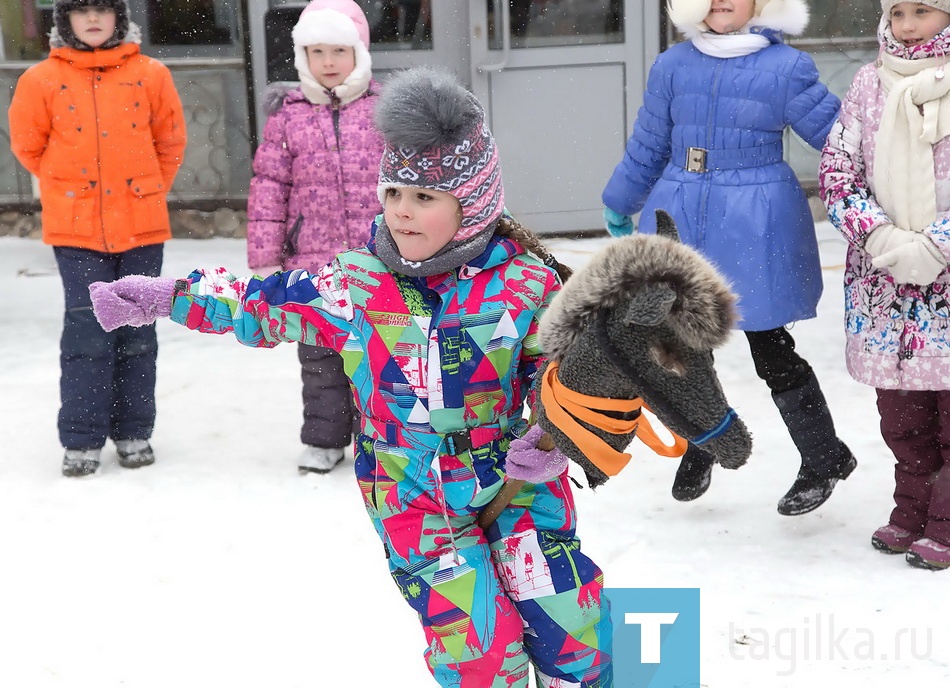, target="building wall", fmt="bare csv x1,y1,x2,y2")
1,0,885,229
